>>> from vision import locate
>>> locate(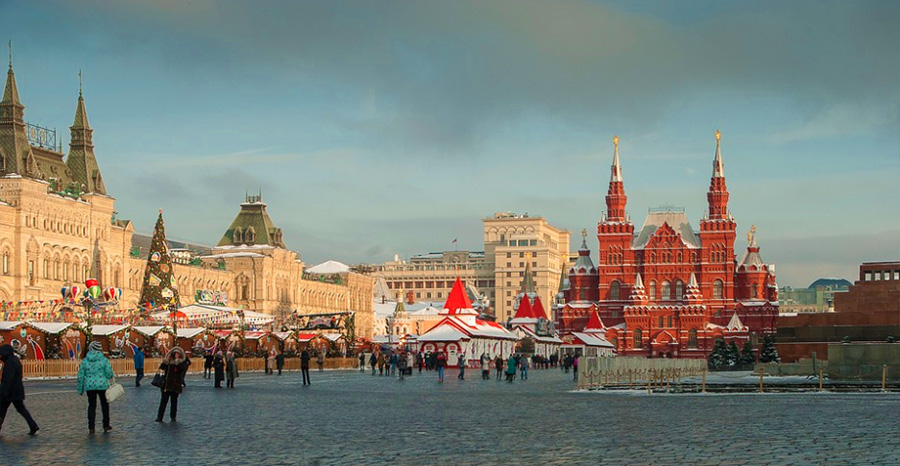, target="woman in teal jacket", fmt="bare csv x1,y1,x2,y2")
505,355,518,382
77,341,115,434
